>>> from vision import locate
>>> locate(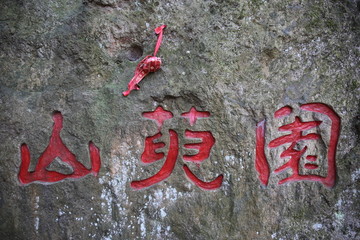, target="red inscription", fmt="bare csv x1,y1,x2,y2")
274,105,292,118
18,111,101,185
268,116,321,148
131,130,179,189
255,103,340,188
141,132,165,164
131,106,223,190
183,165,223,190
142,106,173,130
123,25,166,96
255,120,270,186
183,130,215,163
